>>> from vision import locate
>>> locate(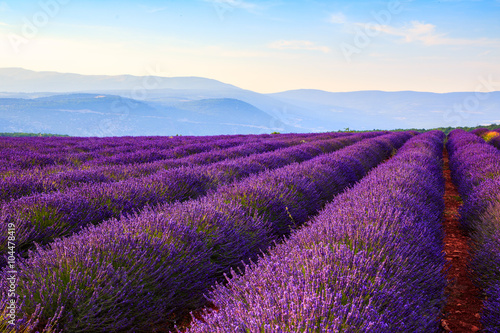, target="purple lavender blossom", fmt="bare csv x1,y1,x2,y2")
0,131,411,332
188,131,446,332
446,129,500,331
